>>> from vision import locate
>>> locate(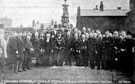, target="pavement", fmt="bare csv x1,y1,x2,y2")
0,66,131,84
